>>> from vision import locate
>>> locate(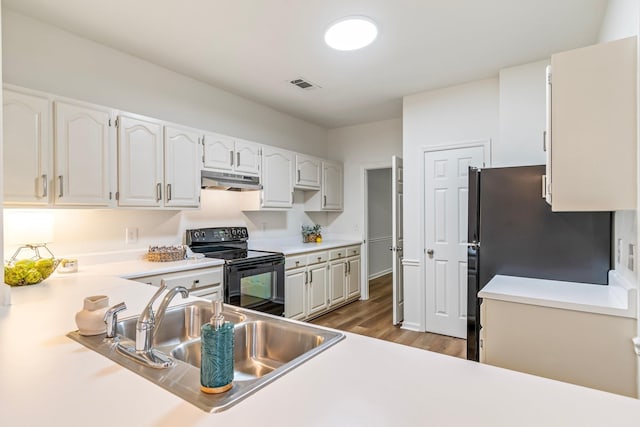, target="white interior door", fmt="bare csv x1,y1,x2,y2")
424,146,484,338
392,156,404,325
